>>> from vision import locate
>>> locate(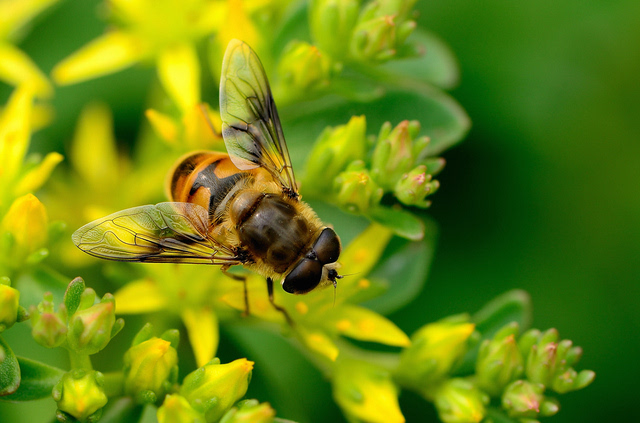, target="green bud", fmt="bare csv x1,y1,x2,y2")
123,336,179,402
502,380,559,419
277,41,334,101
67,293,118,355
475,322,524,397
351,14,398,62
31,292,68,348
303,116,368,197
394,165,439,208
397,321,476,391
53,369,108,422
0,279,20,332
370,0,418,22
158,394,206,423
371,121,416,189
219,399,276,423
333,358,404,423
334,161,384,214
180,358,254,423
432,378,488,423
309,0,361,60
